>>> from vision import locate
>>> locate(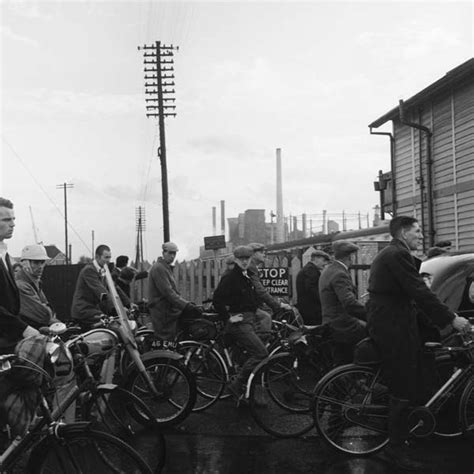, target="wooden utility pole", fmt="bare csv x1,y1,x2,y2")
138,41,178,242
56,182,74,264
